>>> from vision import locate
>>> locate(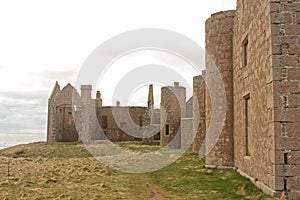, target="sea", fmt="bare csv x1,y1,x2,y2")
0,133,46,150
